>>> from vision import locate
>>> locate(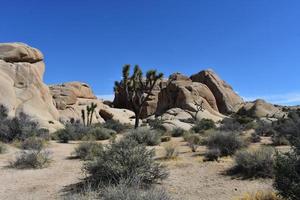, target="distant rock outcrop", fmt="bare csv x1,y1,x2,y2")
190,69,244,114
0,43,62,132
238,99,285,118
